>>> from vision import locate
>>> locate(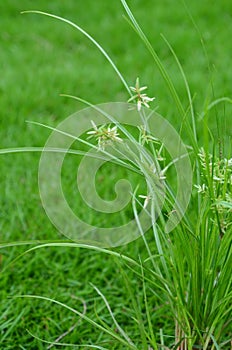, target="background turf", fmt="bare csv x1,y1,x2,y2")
0,0,231,348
